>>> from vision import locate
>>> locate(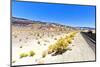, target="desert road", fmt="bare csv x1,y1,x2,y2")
81,32,96,53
